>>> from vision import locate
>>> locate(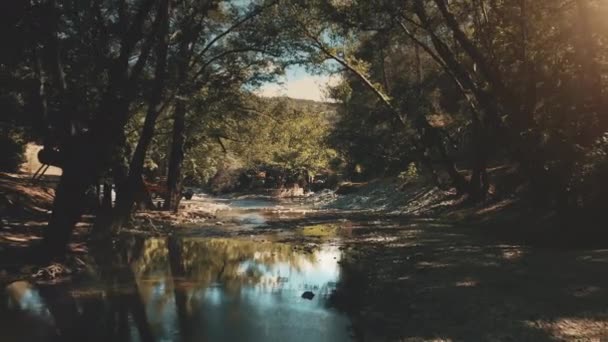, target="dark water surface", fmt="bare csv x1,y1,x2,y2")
0,236,352,342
